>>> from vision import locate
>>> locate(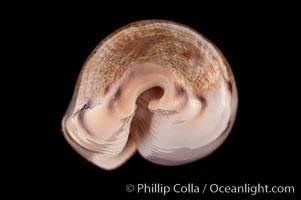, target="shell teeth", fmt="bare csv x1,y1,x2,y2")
62,20,238,170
